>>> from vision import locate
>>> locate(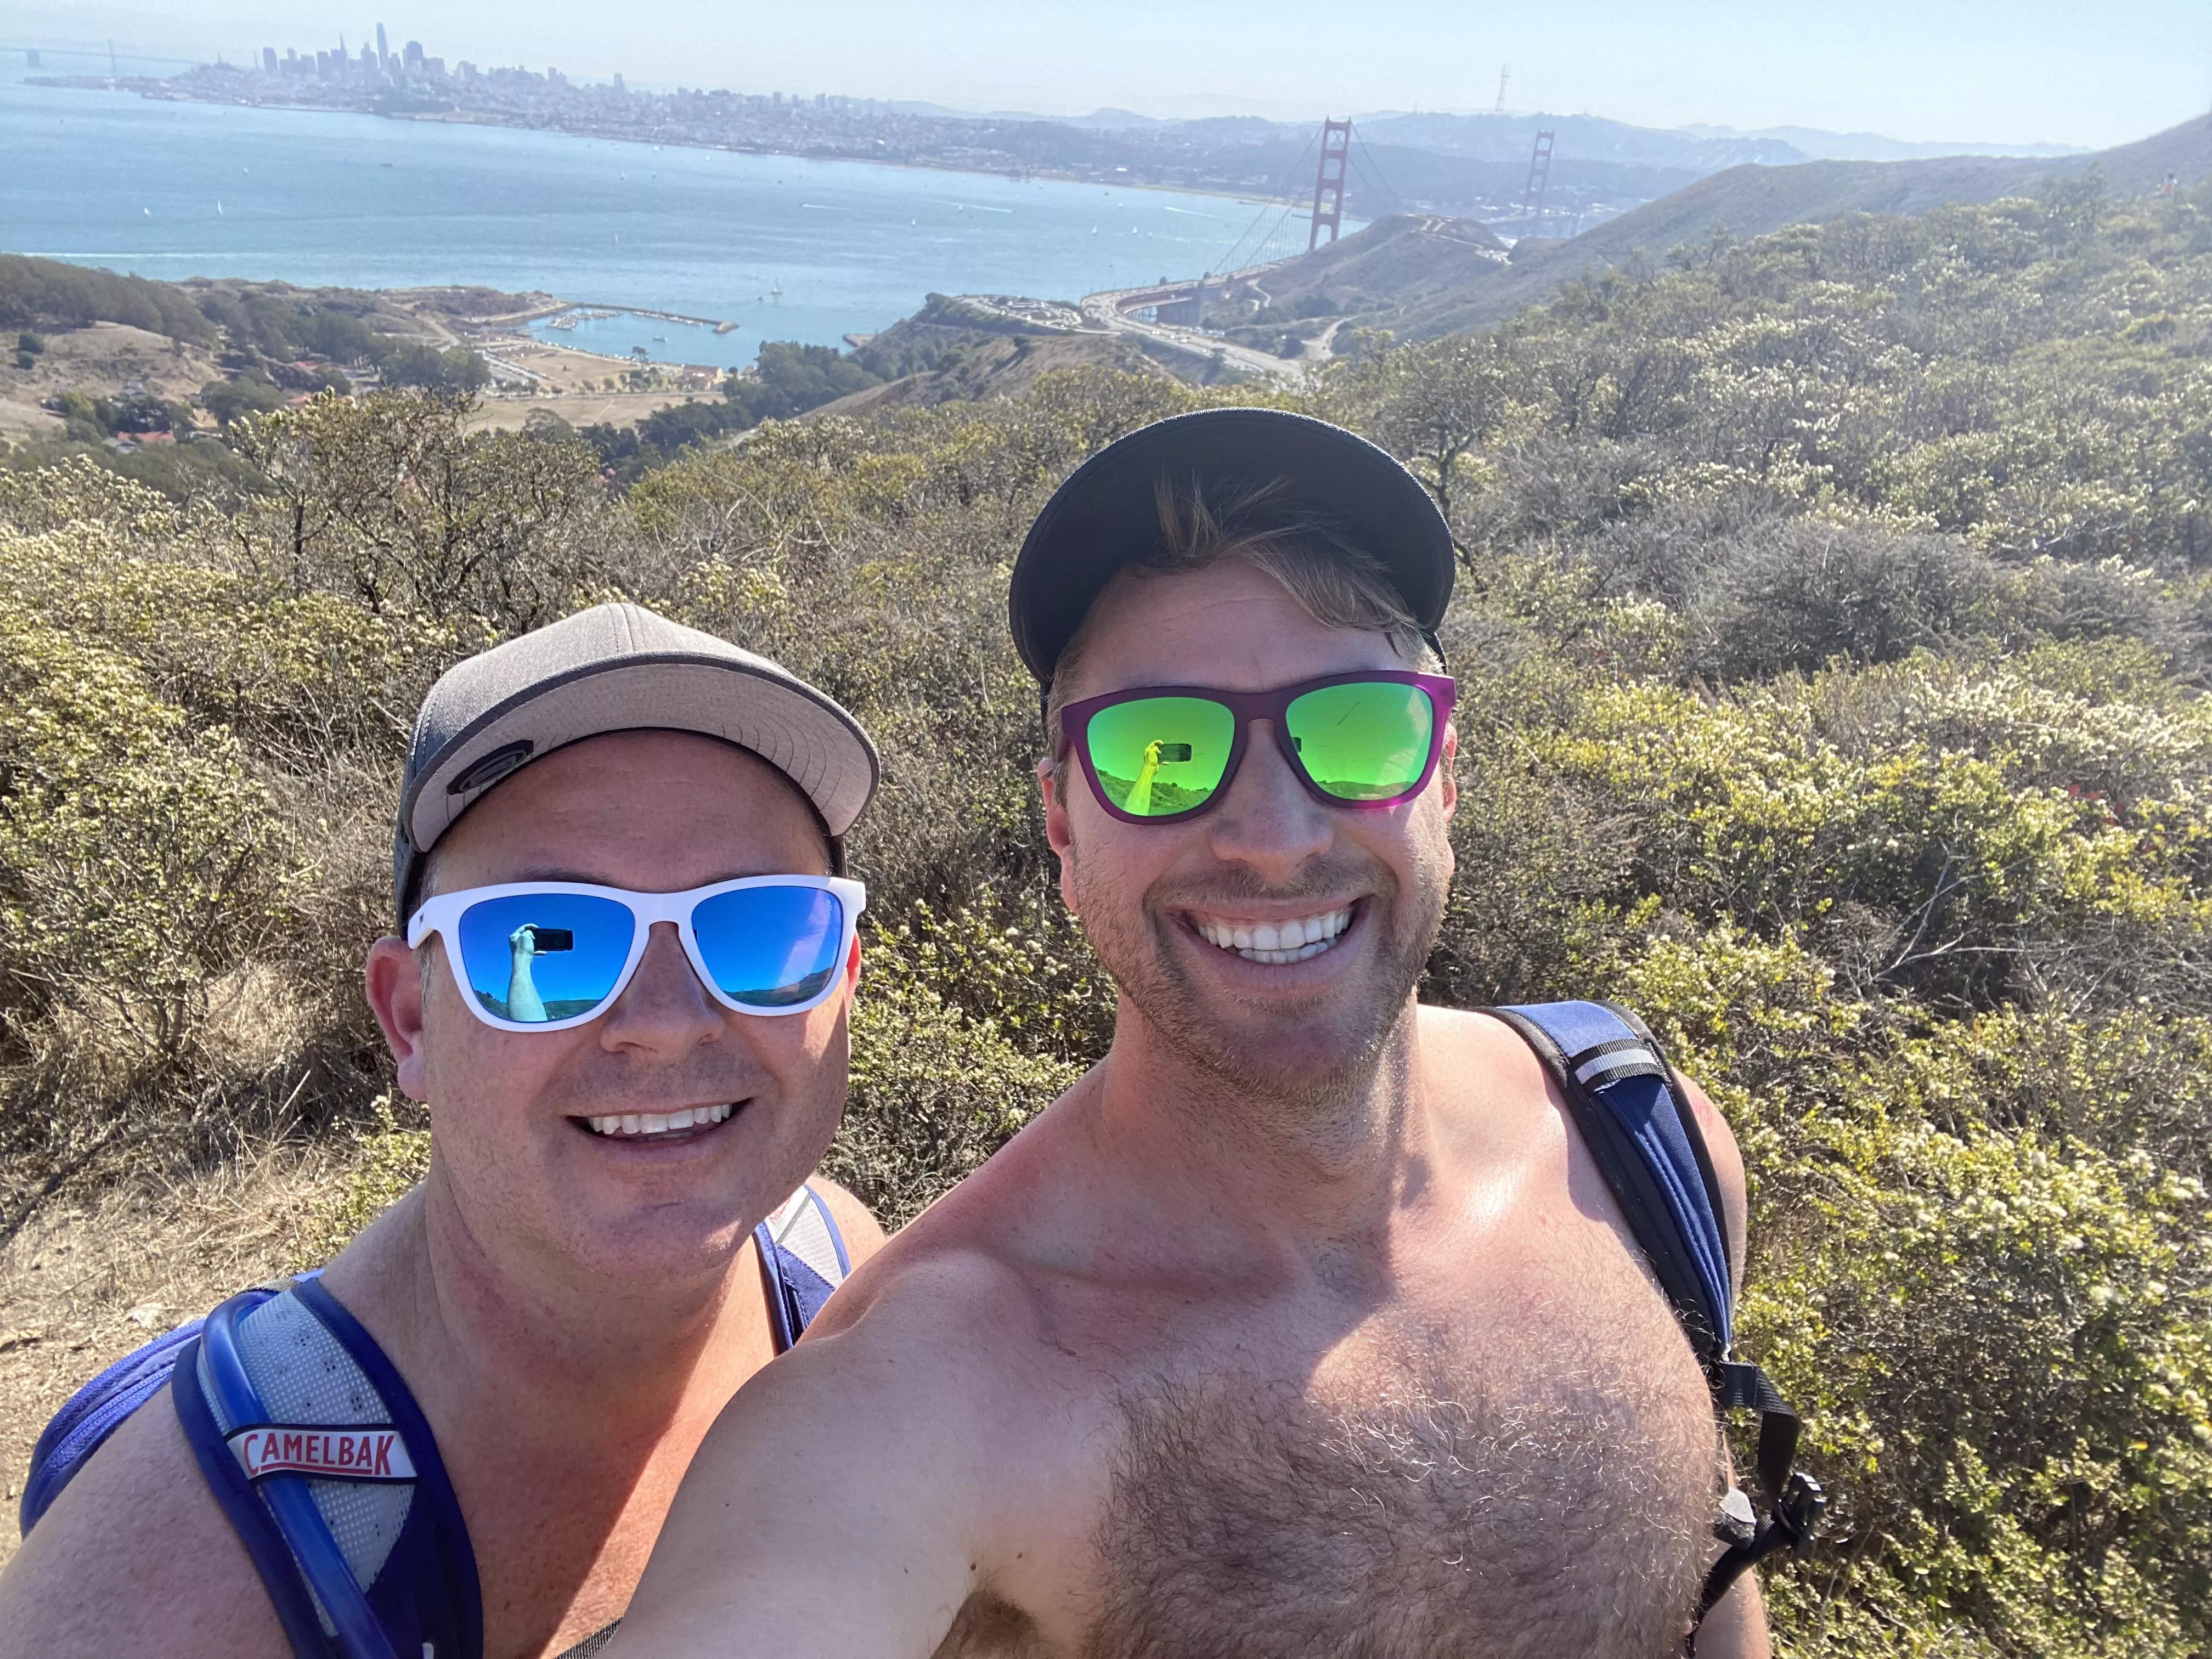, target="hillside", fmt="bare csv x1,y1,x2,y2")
1196,215,1508,355
1423,112,2212,337
1220,112,2212,346
819,295,1235,414
7,184,2212,1651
